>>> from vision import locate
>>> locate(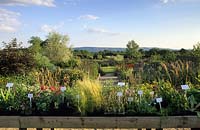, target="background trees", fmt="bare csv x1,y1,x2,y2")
28,32,72,68
44,32,72,65
125,40,142,61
